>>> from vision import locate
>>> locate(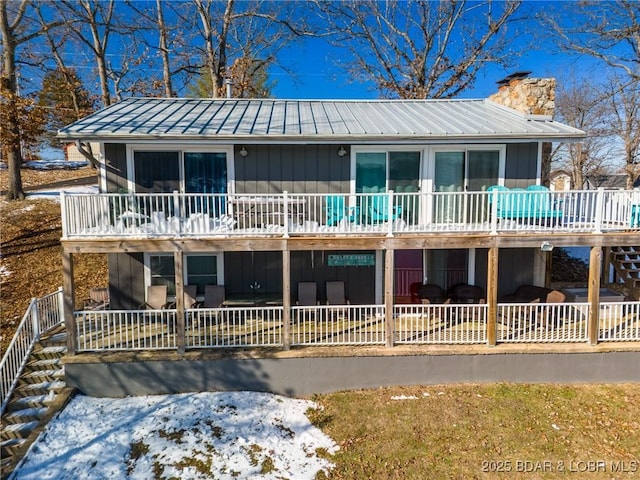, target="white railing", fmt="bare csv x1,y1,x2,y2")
290,304,386,345
186,307,283,348
61,189,640,238
394,304,488,344
75,310,177,351
599,301,640,341
497,302,589,343
1,288,64,414
67,300,639,352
